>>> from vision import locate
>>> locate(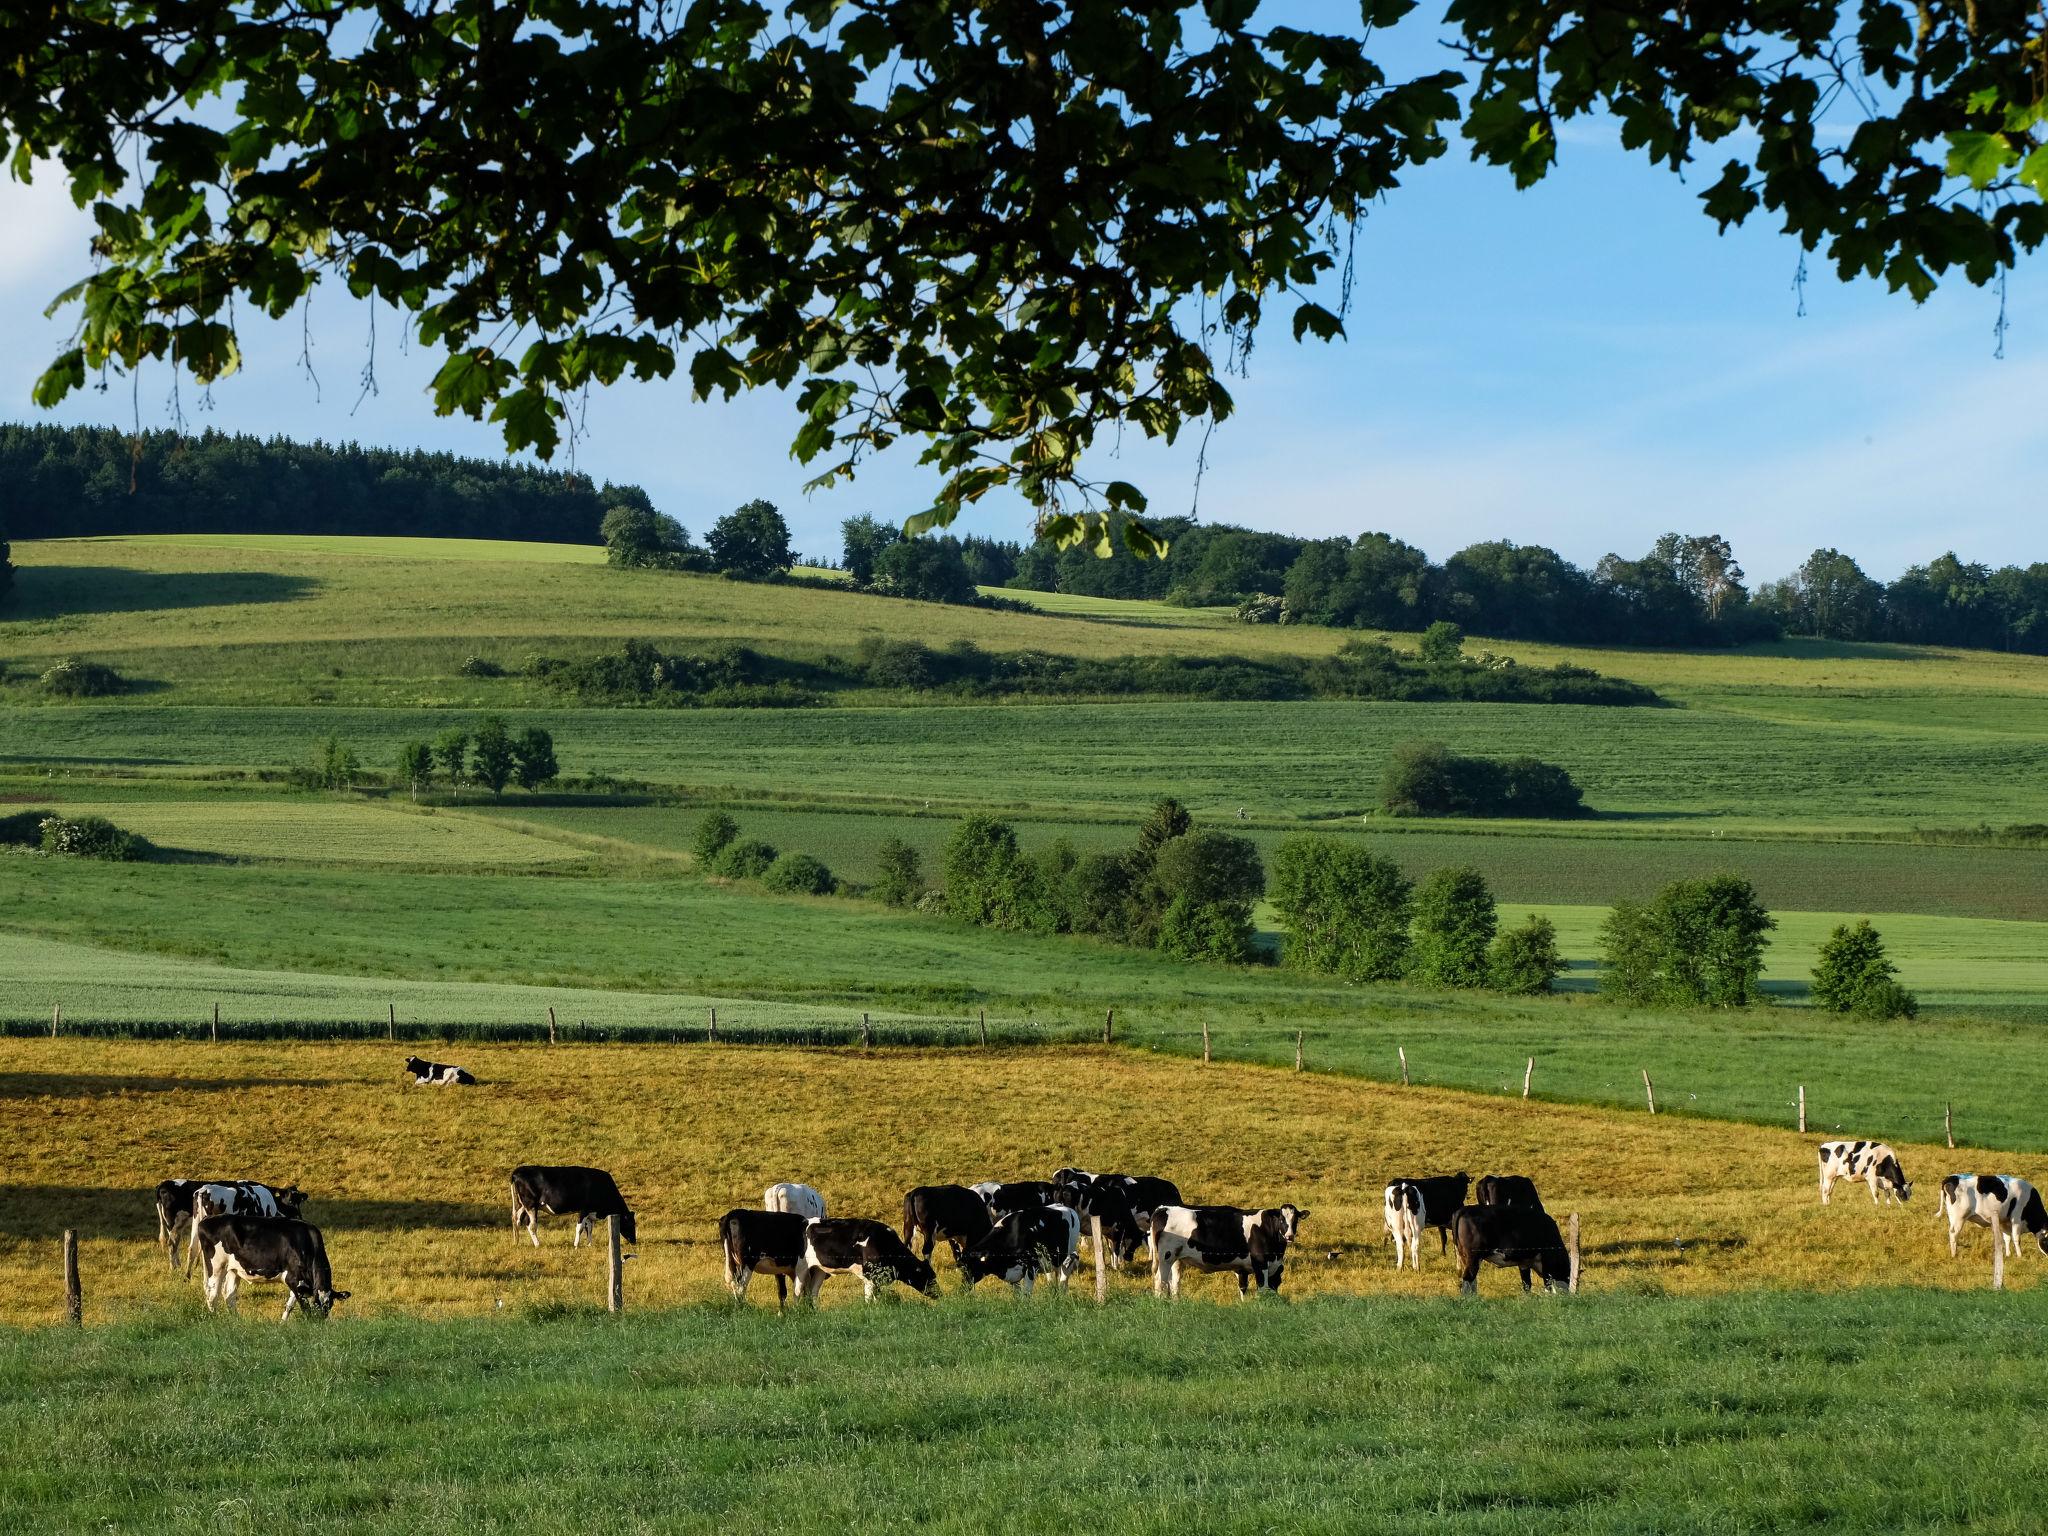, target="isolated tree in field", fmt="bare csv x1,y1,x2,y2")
470,717,516,795
396,742,433,803
1417,621,1465,666
1812,919,1918,1018
1381,740,1458,817
1409,866,1498,988
311,735,362,793
433,729,470,787
942,815,1025,927
871,838,924,907
1598,900,1664,1005
693,811,740,867
601,504,692,569
874,537,977,605
1488,915,1564,995
707,501,793,581
1152,830,1265,963
17,2,2031,559
841,515,897,587
1601,876,1776,1007
1269,837,1412,982
512,727,558,792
